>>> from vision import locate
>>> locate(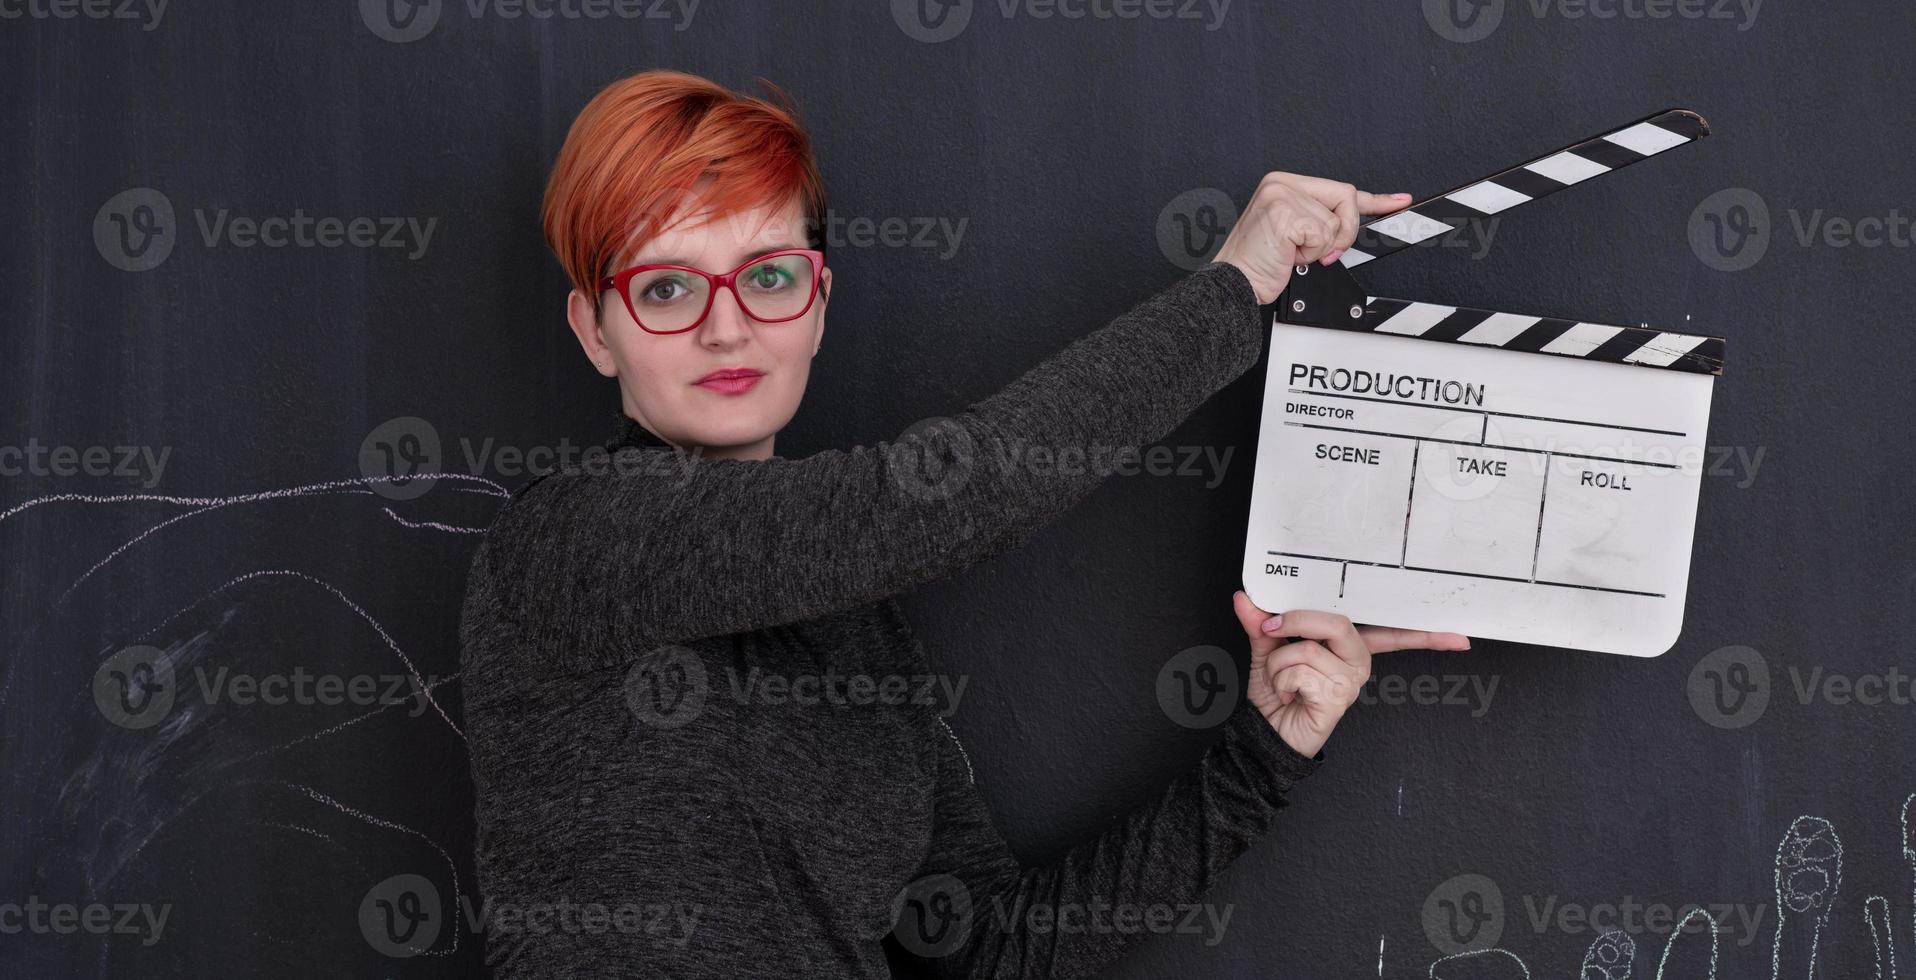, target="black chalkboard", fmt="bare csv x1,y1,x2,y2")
5,2,1913,976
